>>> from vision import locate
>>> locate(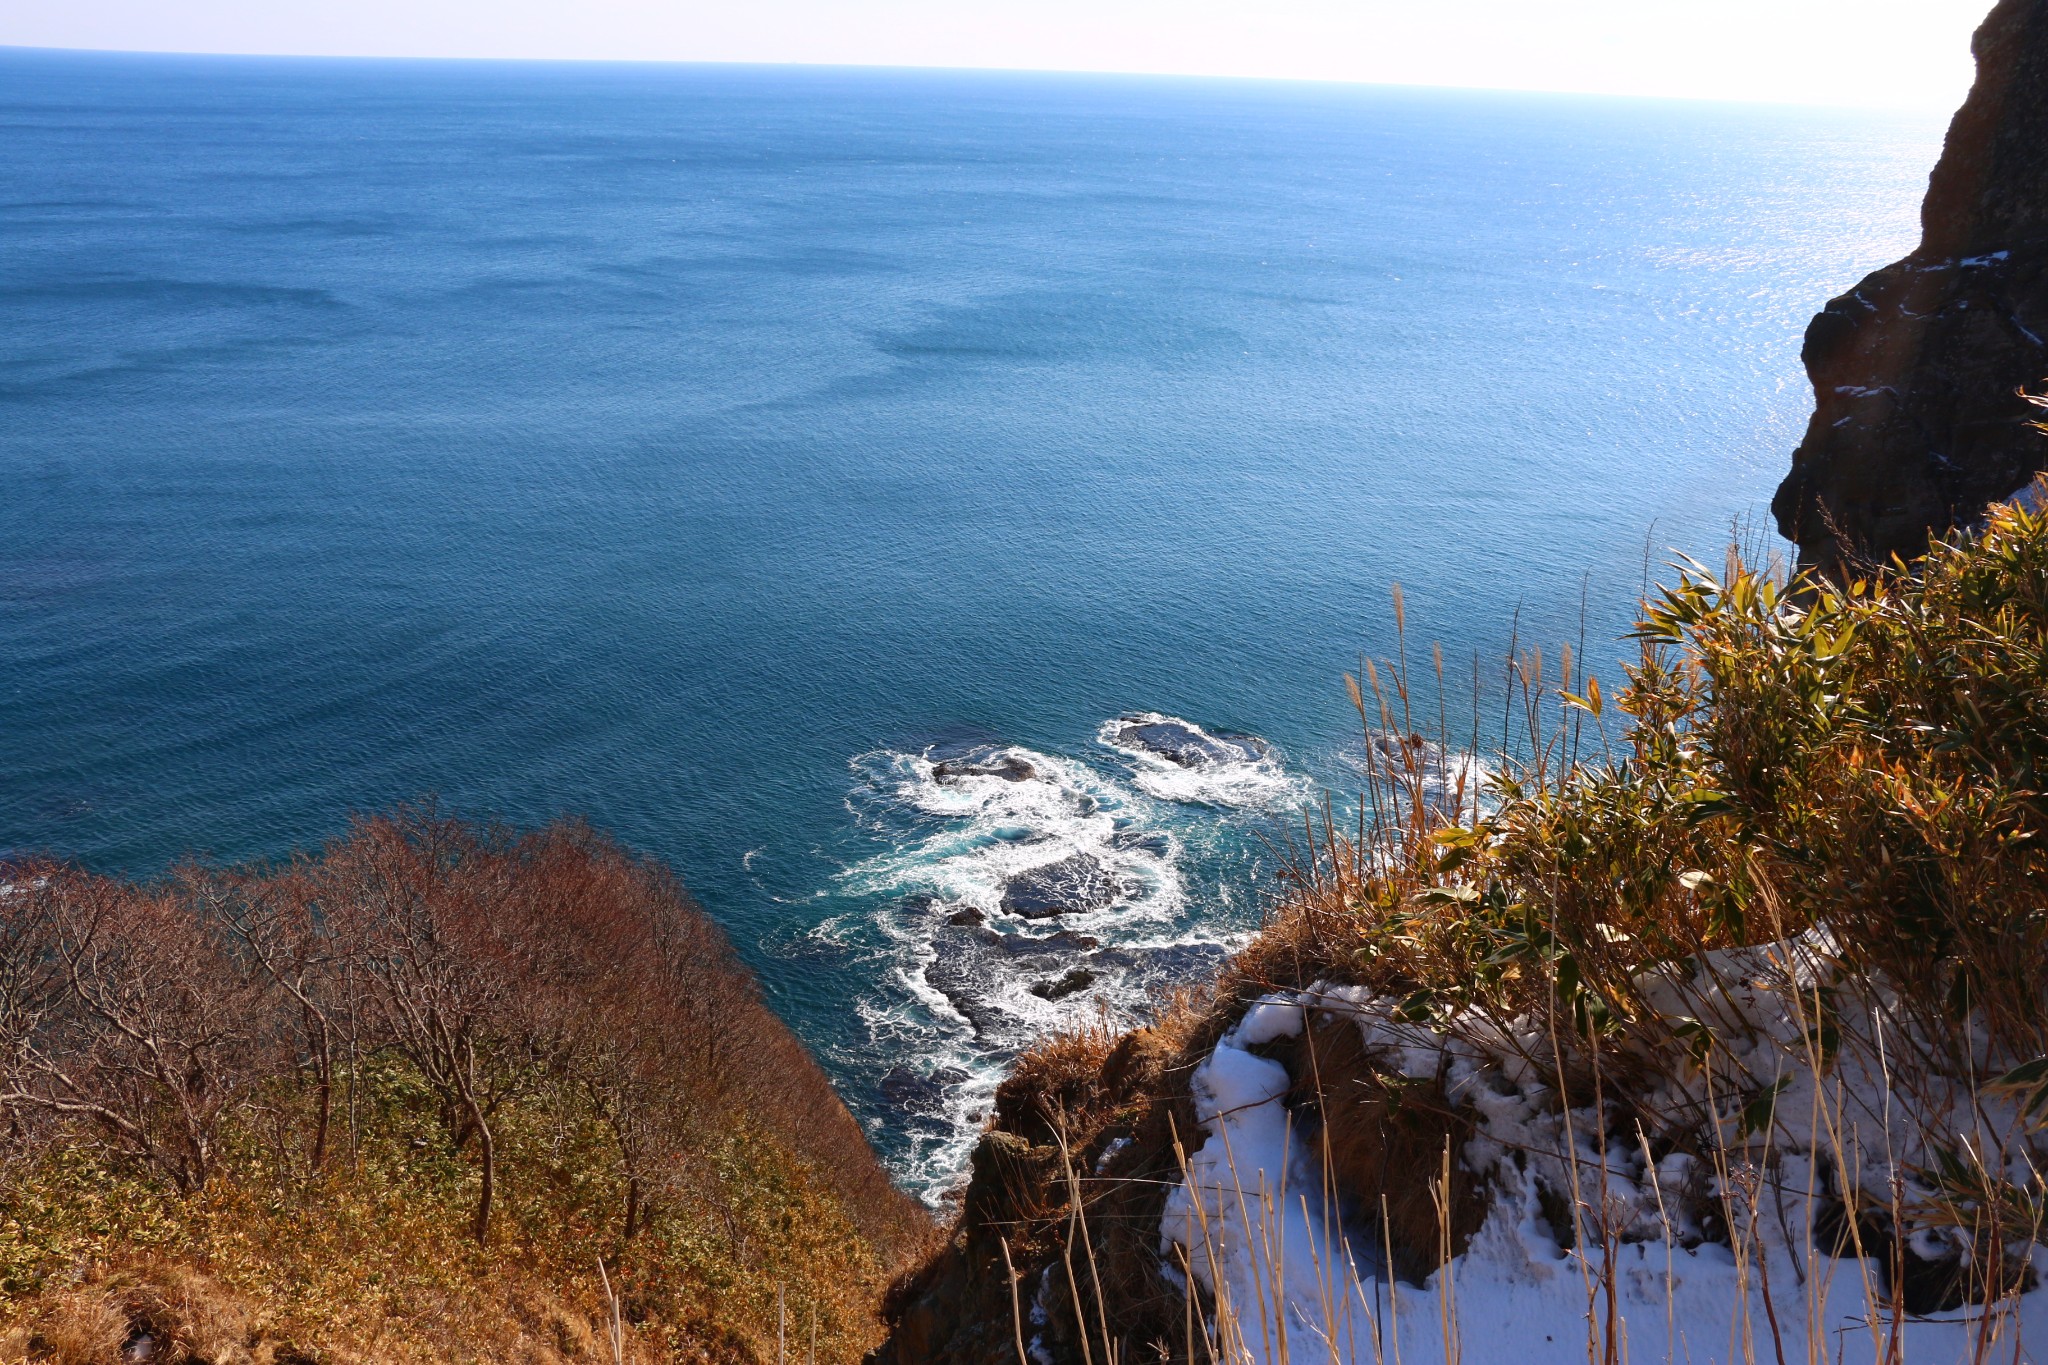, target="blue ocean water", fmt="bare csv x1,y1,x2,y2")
0,47,1941,1190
